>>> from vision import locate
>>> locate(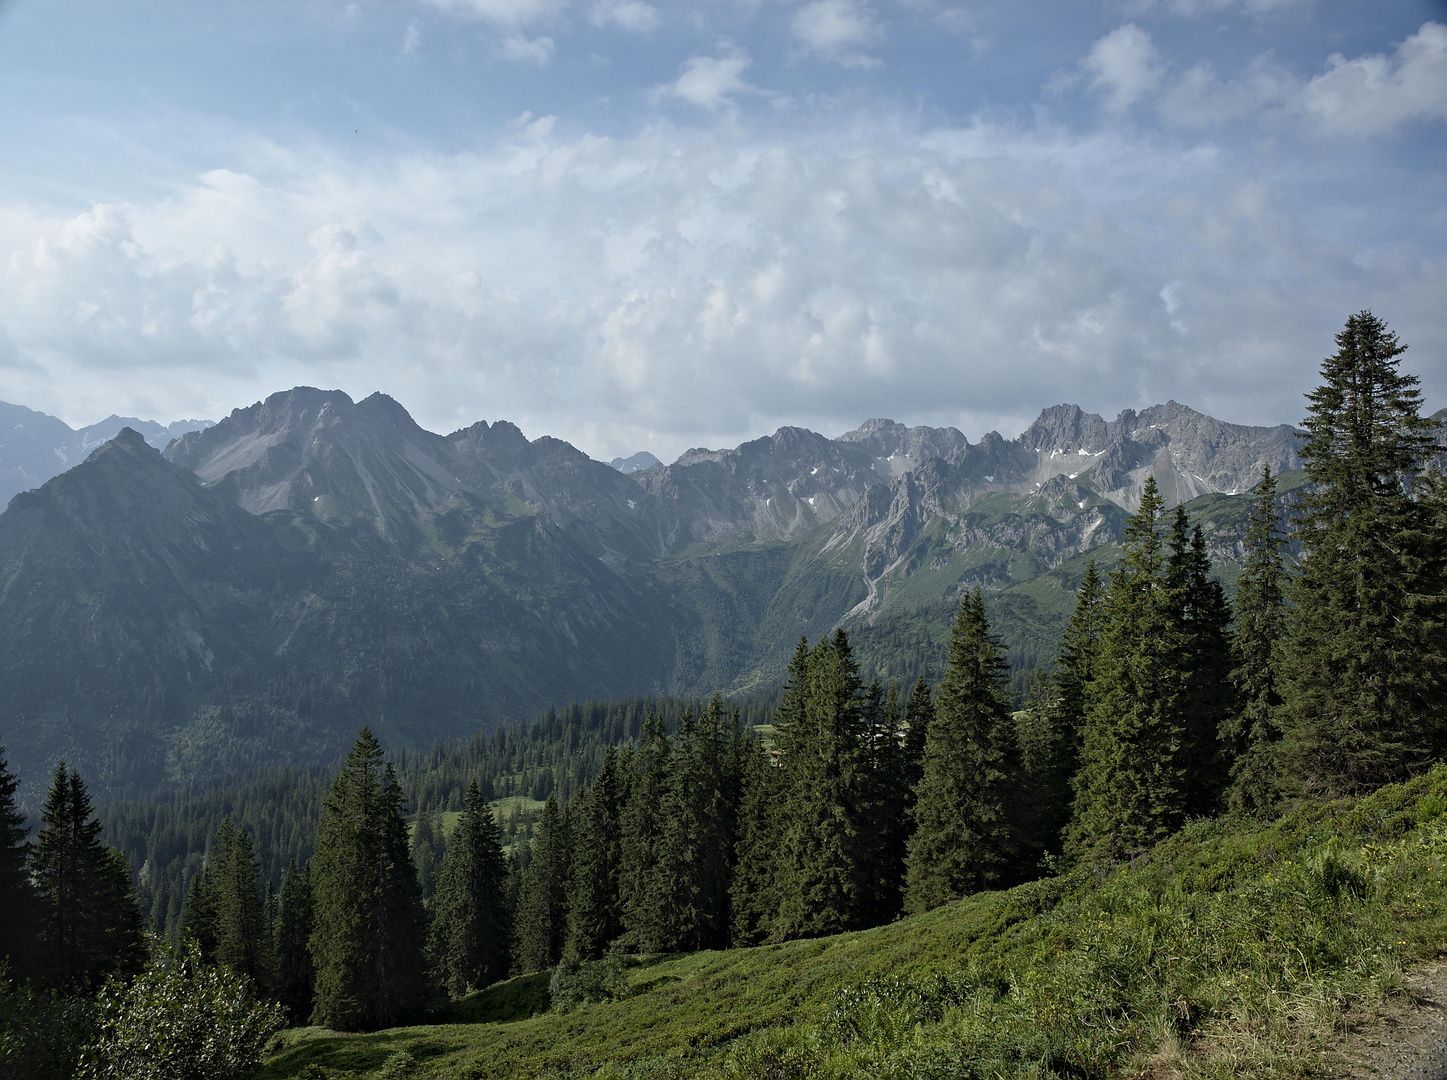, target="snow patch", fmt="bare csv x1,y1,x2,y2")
627,499,636,510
